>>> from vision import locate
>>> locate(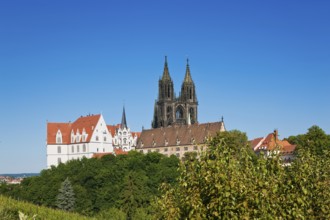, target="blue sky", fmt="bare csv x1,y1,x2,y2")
0,0,329,173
